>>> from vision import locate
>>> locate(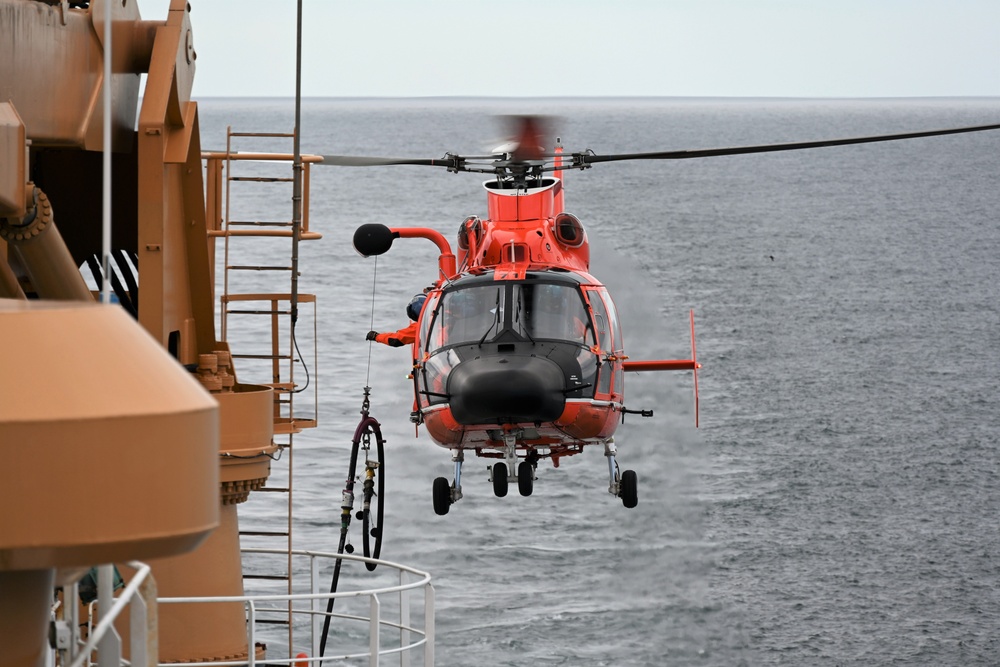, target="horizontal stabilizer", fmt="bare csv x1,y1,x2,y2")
622,310,700,427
